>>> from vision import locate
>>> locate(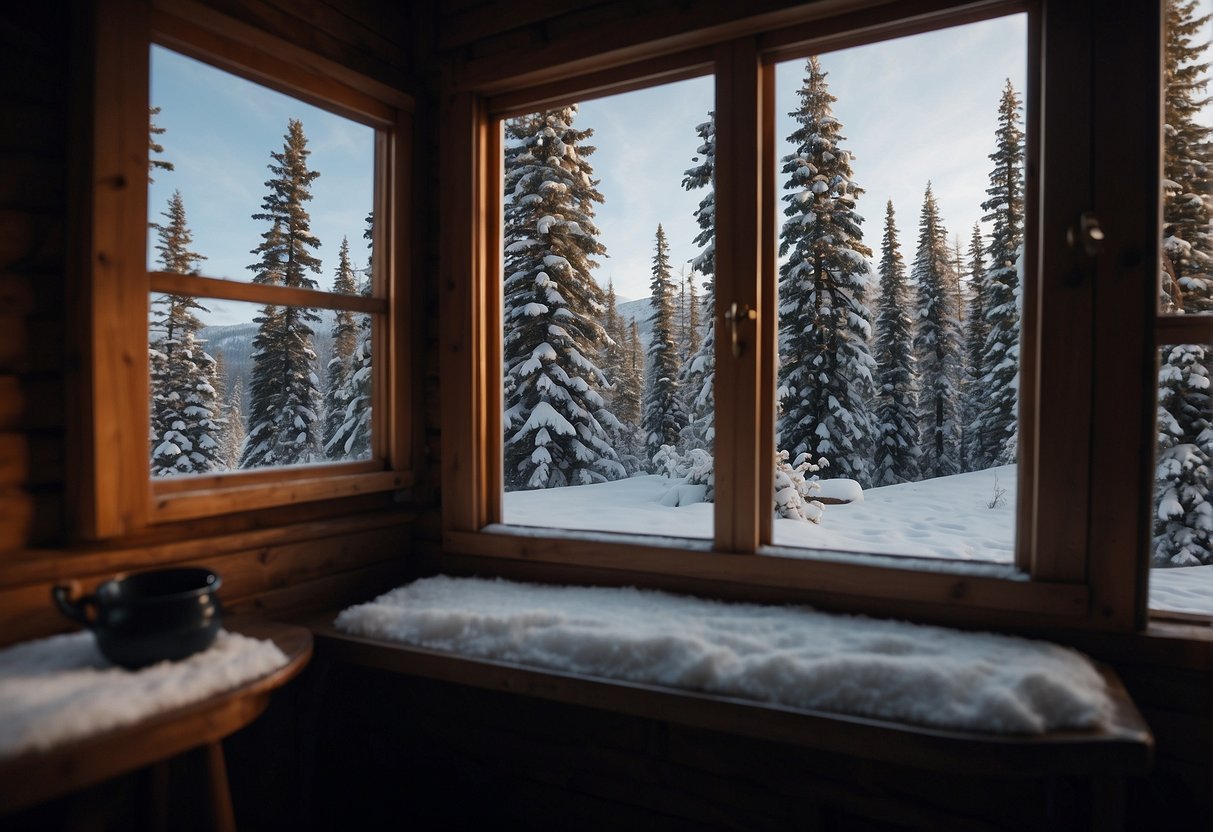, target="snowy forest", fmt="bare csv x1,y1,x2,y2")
499,2,1213,569
144,4,1212,572
147,112,374,477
